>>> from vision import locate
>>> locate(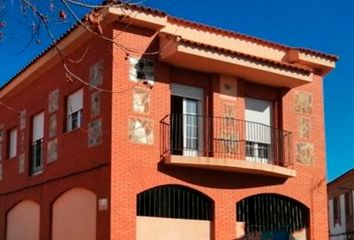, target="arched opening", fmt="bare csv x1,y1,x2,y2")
6,200,40,240
236,194,309,240
136,185,213,240
52,188,97,240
